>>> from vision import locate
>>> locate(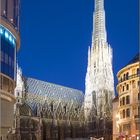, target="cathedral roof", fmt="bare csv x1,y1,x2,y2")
24,77,84,114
